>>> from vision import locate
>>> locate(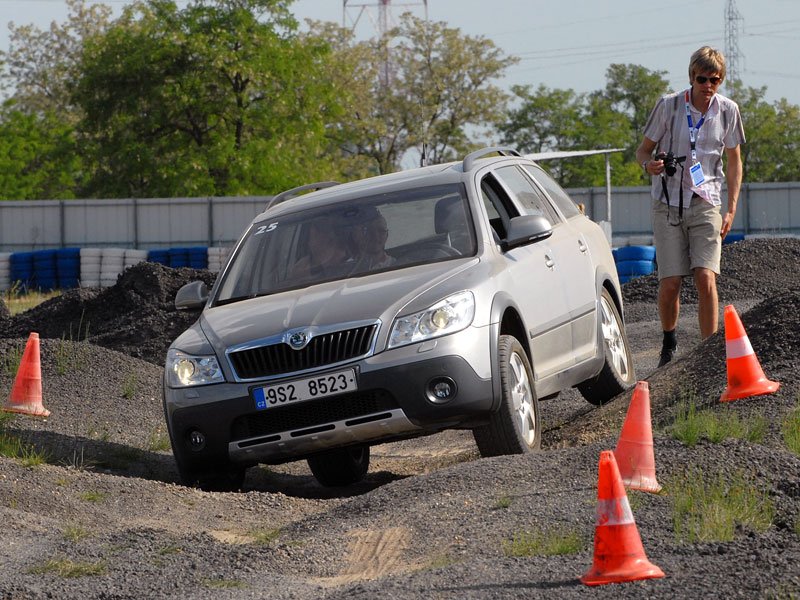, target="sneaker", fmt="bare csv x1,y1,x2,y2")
658,346,676,367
